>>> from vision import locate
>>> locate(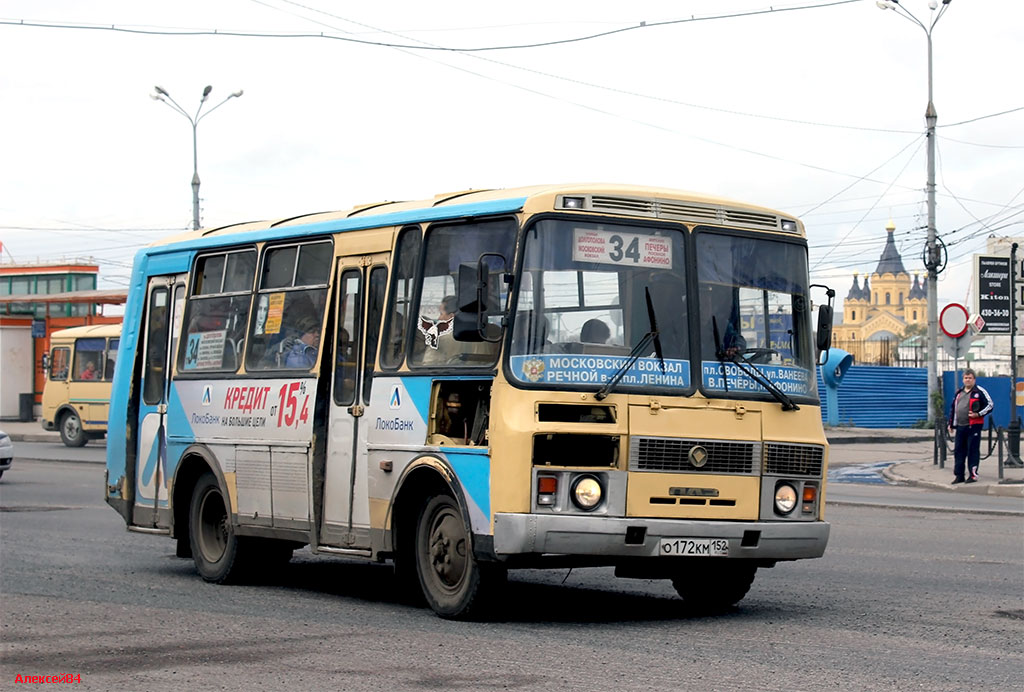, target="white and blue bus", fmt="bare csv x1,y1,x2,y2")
106,184,835,619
